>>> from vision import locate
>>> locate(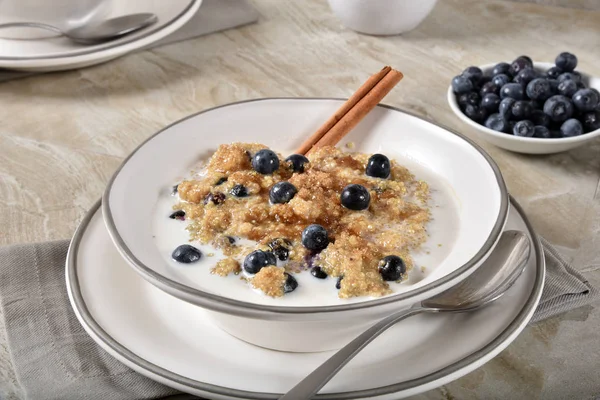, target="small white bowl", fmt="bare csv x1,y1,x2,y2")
448,62,600,154
103,98,508,352
328,0,437,36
